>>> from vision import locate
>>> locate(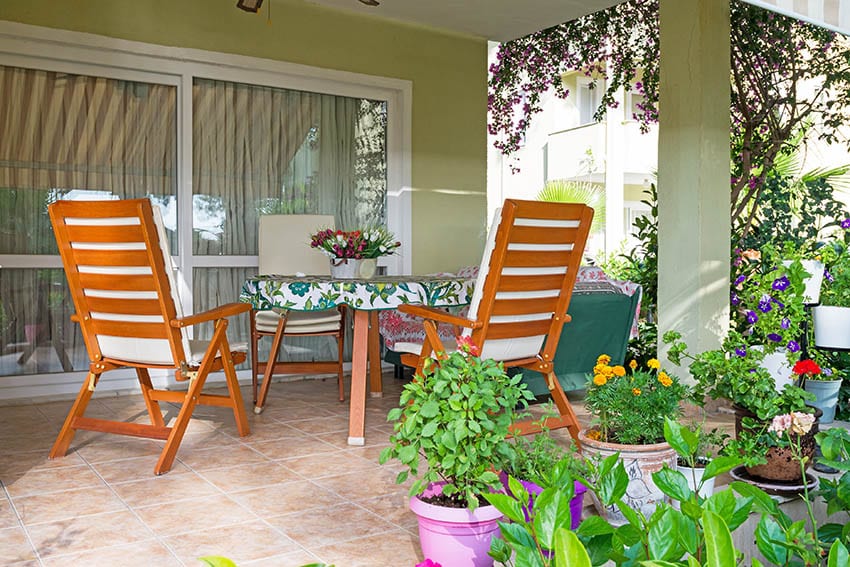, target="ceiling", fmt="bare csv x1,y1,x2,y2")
304,0,624,42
